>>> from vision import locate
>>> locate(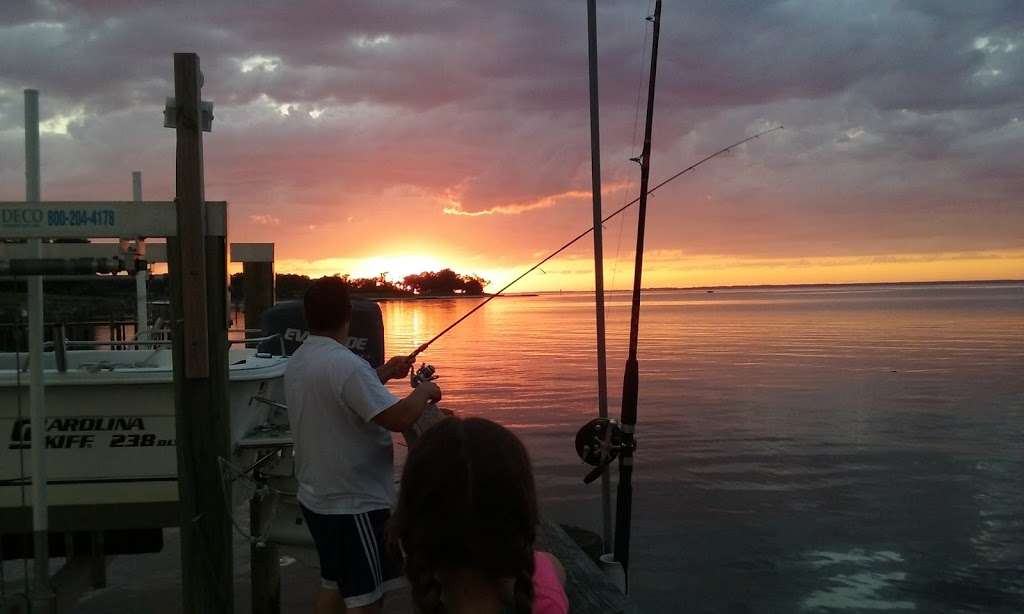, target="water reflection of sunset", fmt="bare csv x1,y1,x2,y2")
373,284,1024,431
